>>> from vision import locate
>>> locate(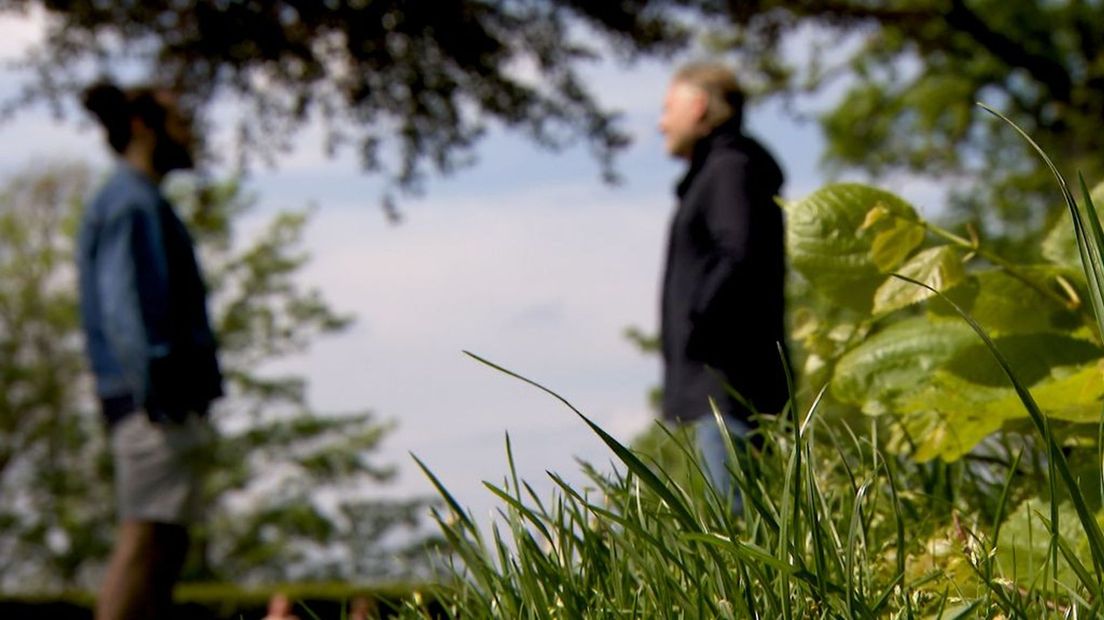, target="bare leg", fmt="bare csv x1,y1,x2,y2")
96,521,156,620
96,521,190,620
150,523,190,619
